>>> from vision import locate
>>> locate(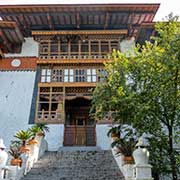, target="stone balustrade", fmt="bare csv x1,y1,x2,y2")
0,136,47,180
112,137,154,180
